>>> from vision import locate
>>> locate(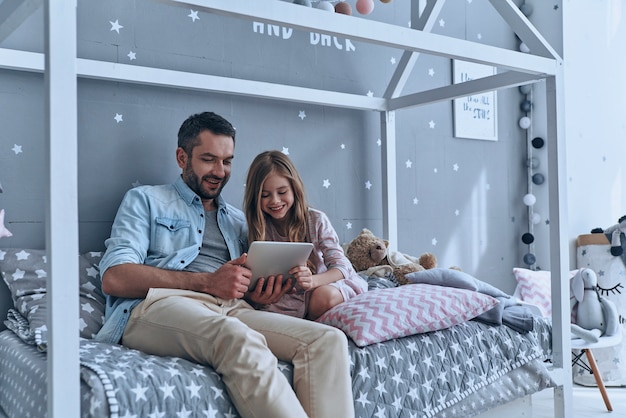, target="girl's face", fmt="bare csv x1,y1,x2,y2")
260,172,294,222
